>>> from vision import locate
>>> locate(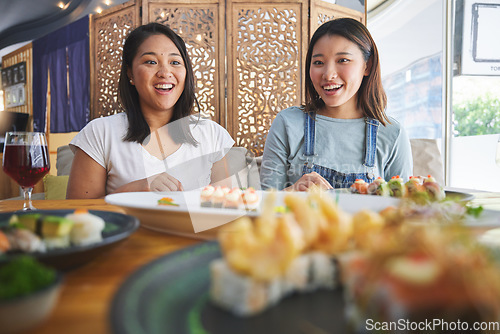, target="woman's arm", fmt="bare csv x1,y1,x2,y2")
260,114,290,190
67,148,184,199
66,148,107,199
210,156,232,188
384,126,413,180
